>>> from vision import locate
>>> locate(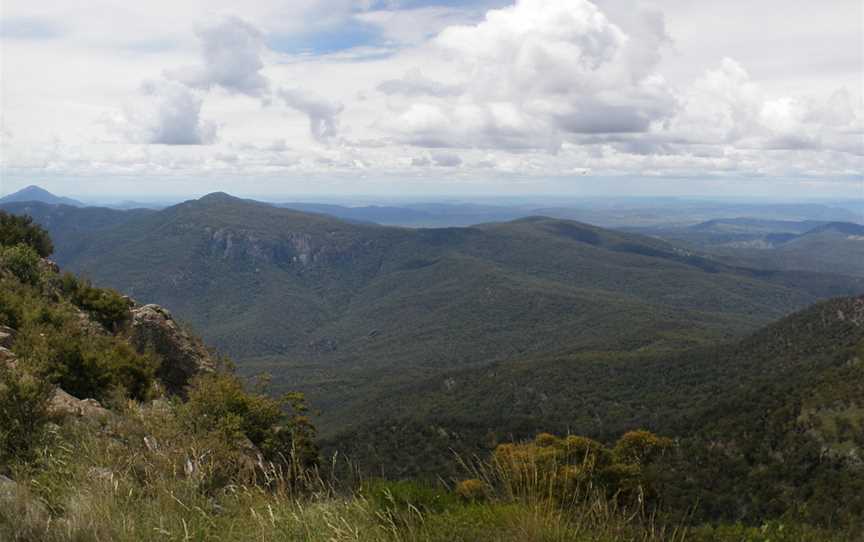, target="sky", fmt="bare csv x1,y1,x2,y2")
0,0,862,201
